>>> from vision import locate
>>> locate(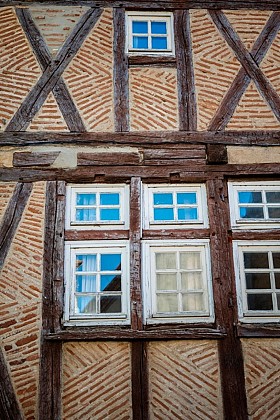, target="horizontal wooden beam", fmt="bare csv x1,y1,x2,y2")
1,1,280,10
237,324,280,337
1,130,280,147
